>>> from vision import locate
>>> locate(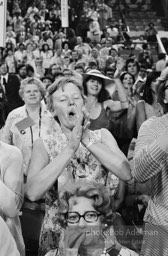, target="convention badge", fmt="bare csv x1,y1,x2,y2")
15,116,35,134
